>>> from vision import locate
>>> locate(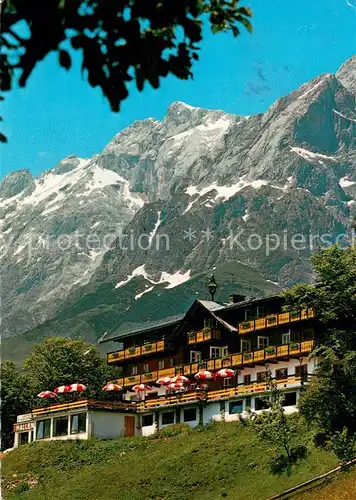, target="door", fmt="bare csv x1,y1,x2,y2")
124,416,135,437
